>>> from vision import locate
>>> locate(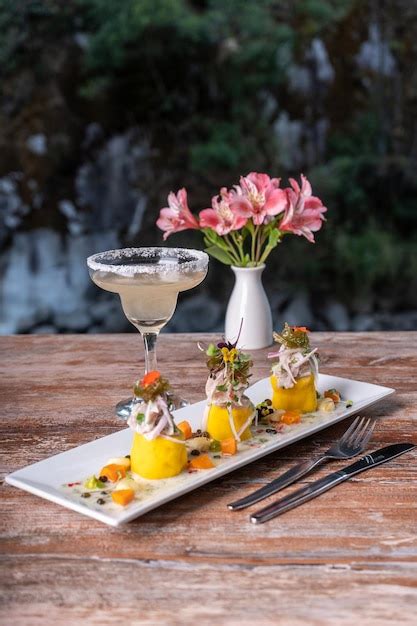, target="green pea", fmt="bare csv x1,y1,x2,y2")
209,439,221,452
